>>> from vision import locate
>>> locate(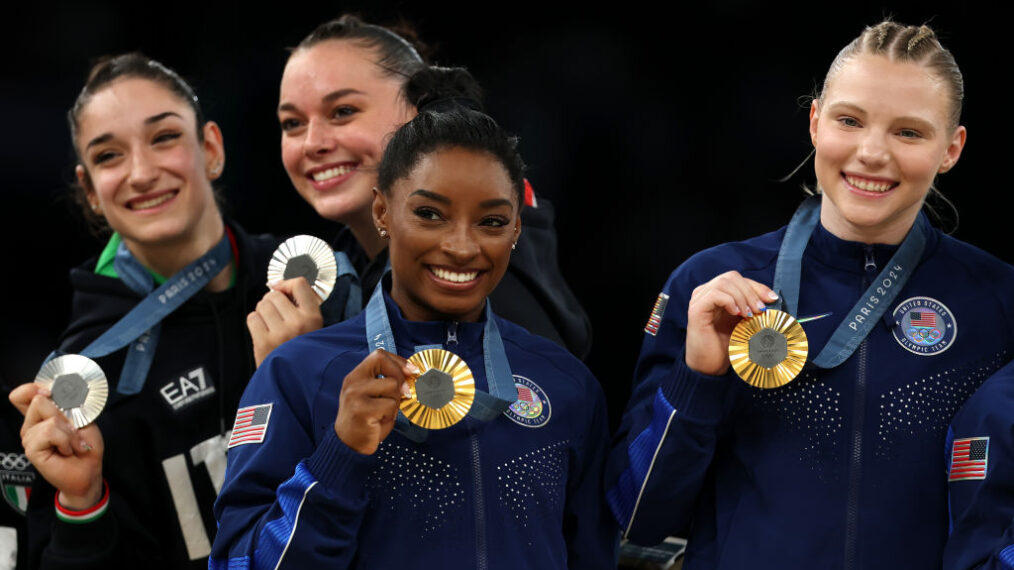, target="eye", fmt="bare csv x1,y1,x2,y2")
279,117,303,132
92,150,119,165
331,106,358,121
897,128,923,139
152,131,182,145
480,216,510,228
837,116,861,128
413,206,443,221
